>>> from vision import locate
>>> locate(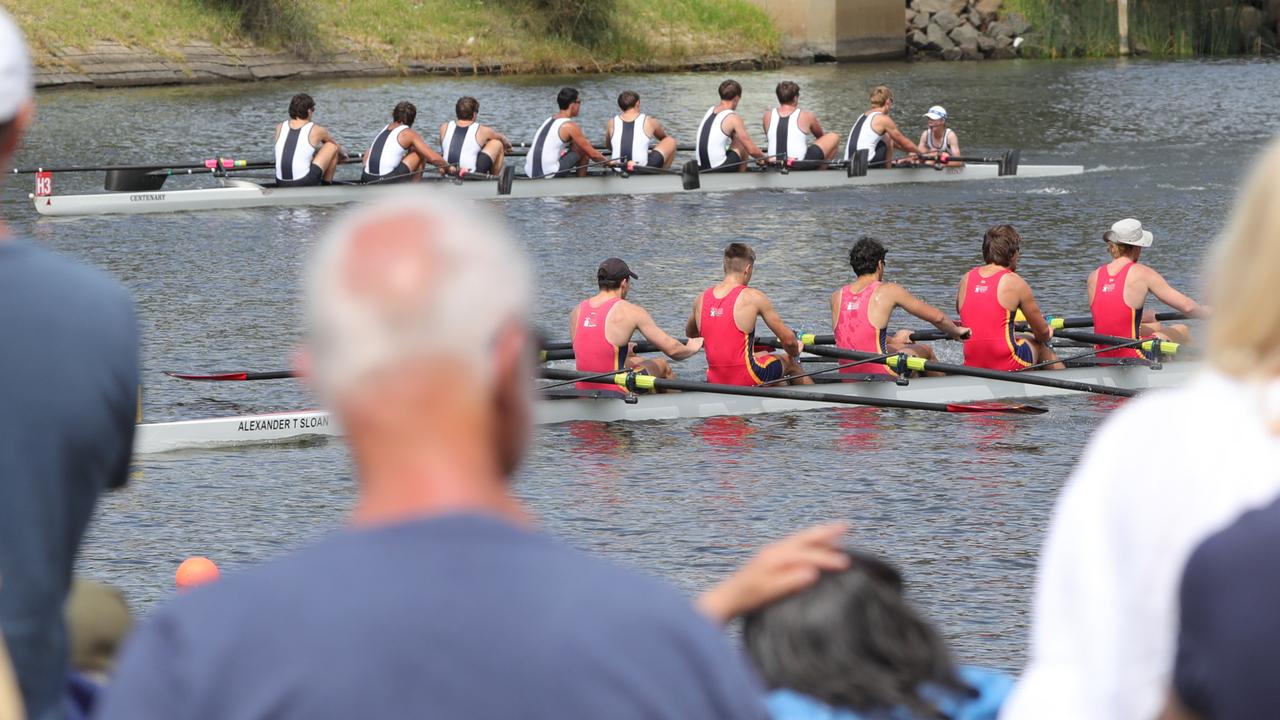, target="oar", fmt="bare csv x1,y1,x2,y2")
1050,329,1179,356
791,344,1137,398
164,369,296,381
538,368,1046,414
762,351,901,386
1019,337,1156,372
907,311,1189,343
508,142,695,153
